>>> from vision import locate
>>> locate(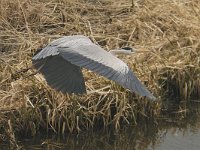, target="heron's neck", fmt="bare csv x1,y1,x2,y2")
109,49,133,56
